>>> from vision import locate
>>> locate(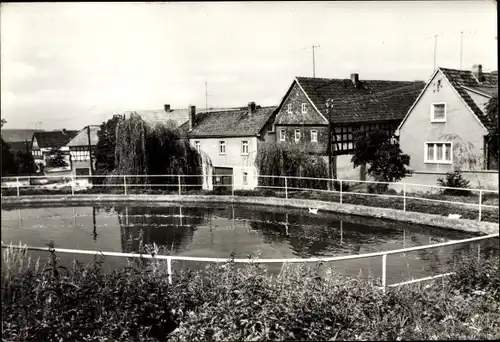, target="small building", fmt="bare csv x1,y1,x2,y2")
30,129,78,173
182,103,277,190
273,75,425,180
66,125,100,177
396,64,498,189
